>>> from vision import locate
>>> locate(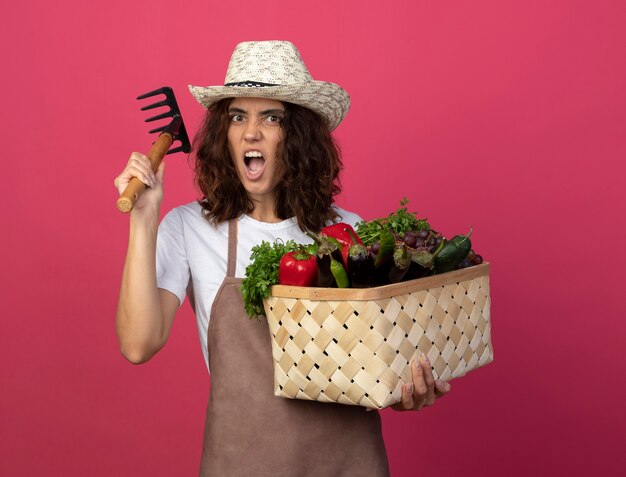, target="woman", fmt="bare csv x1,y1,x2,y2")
114,40,450,476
